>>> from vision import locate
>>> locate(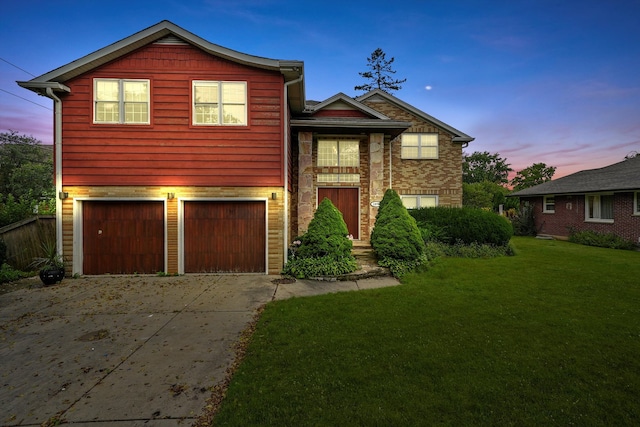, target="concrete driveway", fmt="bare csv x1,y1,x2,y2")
0,274,398,426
